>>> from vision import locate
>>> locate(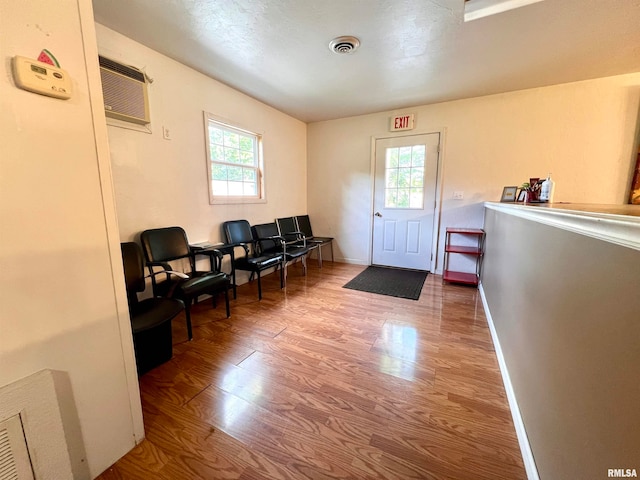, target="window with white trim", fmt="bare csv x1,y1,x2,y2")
204,113,265,204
